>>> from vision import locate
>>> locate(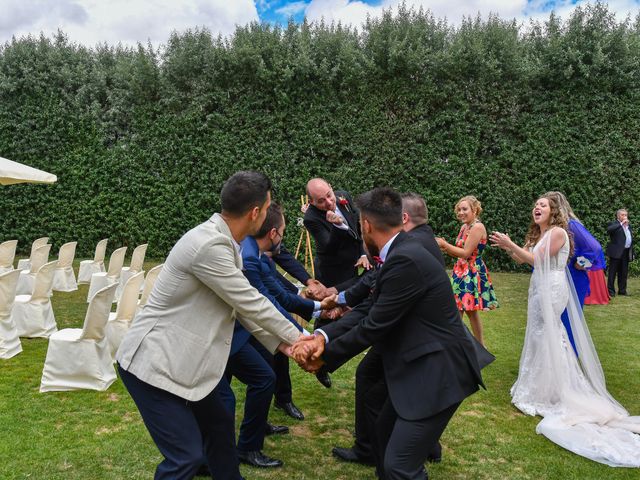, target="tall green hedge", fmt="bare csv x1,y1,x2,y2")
1,3,639,273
